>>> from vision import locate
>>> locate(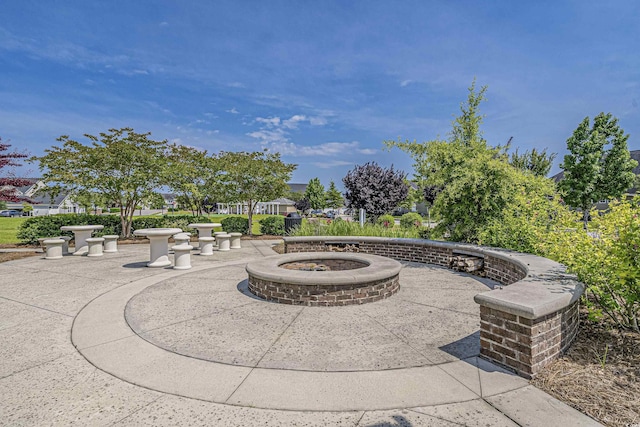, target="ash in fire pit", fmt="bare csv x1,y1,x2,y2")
280,259,368,272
